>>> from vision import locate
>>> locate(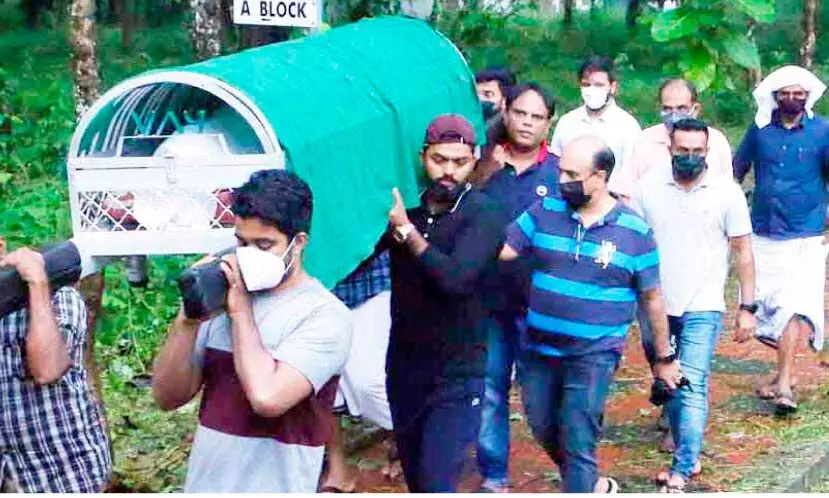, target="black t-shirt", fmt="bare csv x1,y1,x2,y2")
384,188,507,380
